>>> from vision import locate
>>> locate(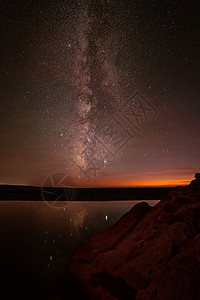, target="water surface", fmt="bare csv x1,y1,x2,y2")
0,200,159,299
